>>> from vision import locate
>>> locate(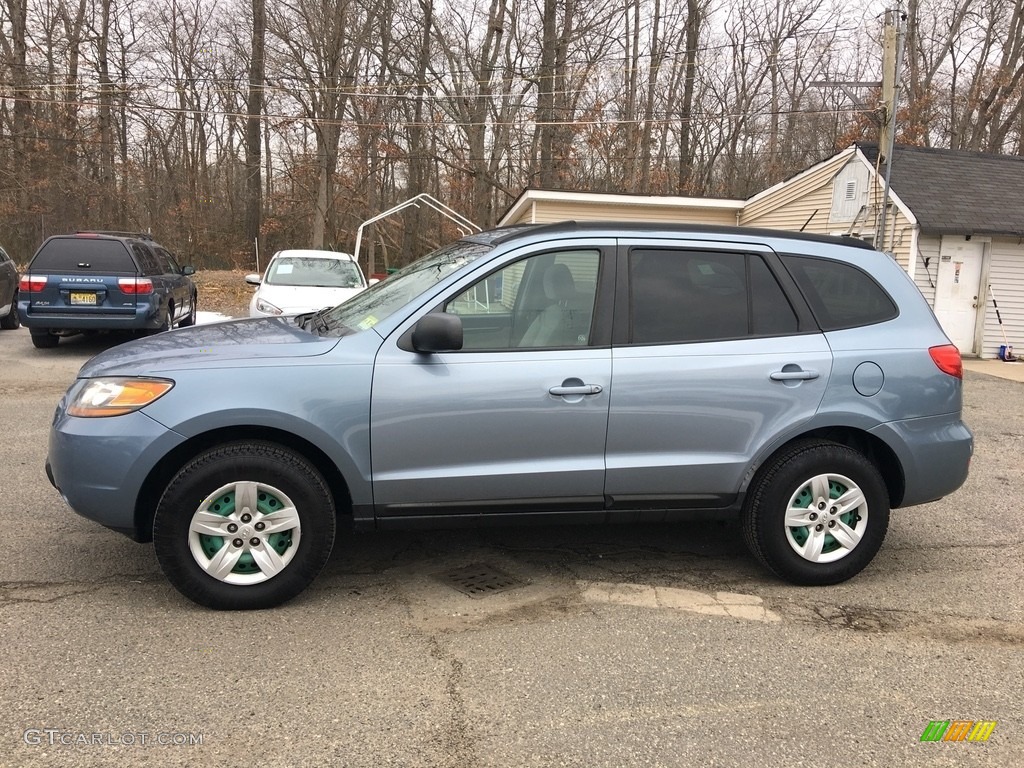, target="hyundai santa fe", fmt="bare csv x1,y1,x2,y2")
46,222,973,610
